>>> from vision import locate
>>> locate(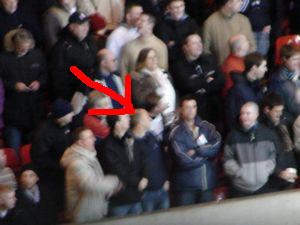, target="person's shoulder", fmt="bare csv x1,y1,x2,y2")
204,11,220,24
